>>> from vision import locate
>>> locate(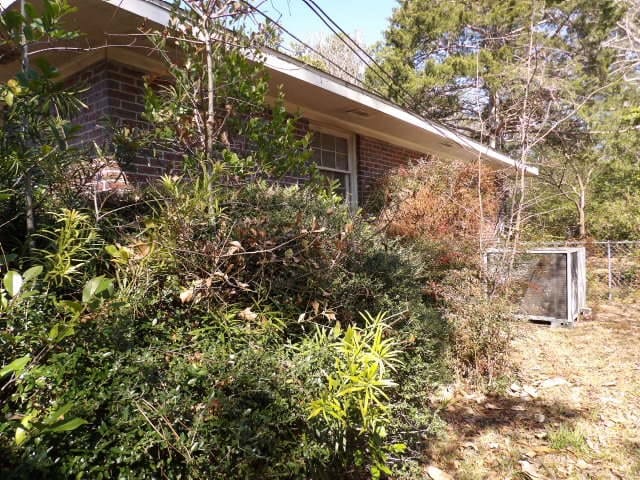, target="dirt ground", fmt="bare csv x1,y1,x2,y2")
424,303,640,480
